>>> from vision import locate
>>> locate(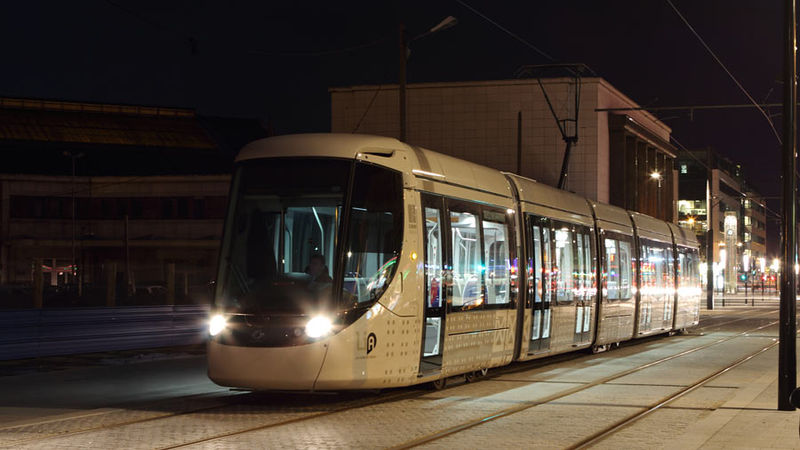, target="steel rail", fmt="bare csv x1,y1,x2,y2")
389,319,780,449
3,311,778,448
569,339,785,448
